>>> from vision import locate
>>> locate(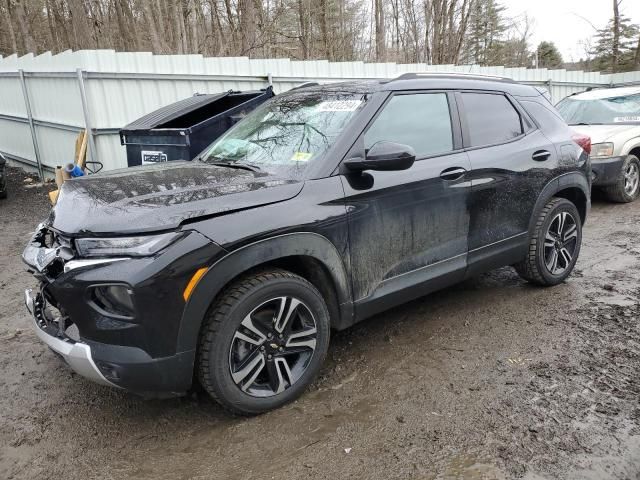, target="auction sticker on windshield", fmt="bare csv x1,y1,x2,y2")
316,100,362,112
614,116,640,122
